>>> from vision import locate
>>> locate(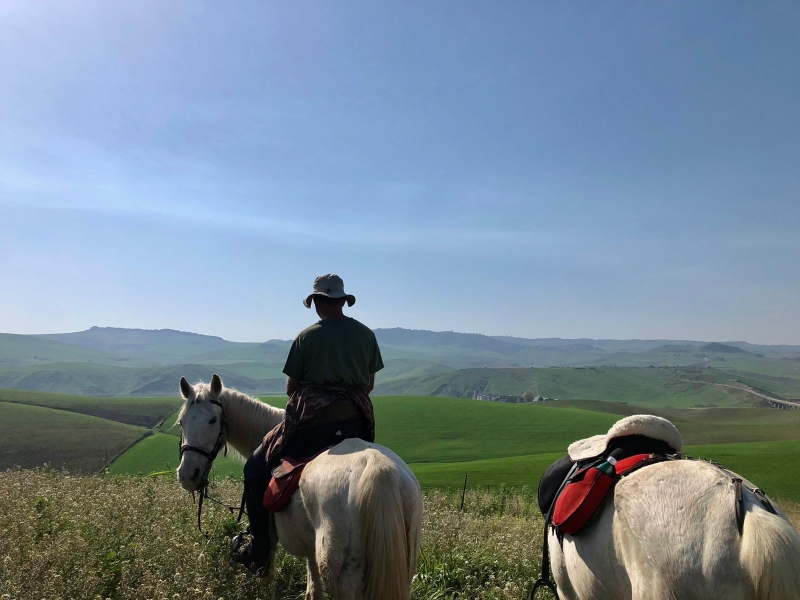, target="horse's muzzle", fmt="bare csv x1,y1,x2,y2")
176,457,206,492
